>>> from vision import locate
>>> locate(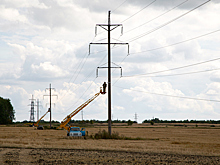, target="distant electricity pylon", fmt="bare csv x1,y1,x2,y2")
43,84,58,128
134,112,138,123
90,11,129,135
28,95,37,122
